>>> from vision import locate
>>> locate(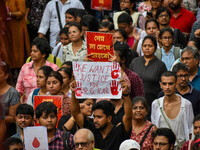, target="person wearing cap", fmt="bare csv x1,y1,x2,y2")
119,139,140,150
